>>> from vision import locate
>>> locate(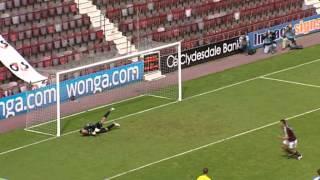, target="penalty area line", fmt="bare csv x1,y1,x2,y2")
105,106,320,179
260,77,320,89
